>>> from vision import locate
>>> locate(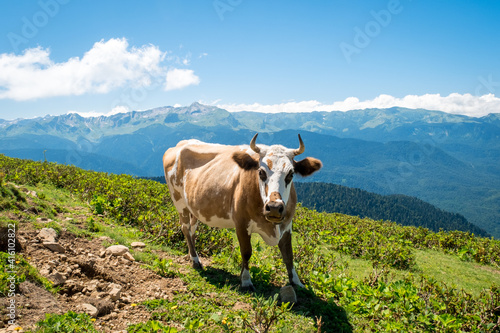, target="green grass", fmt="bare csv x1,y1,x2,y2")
415,249,500,297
